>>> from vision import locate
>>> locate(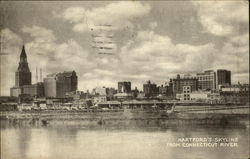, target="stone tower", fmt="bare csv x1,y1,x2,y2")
15,45,32,86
